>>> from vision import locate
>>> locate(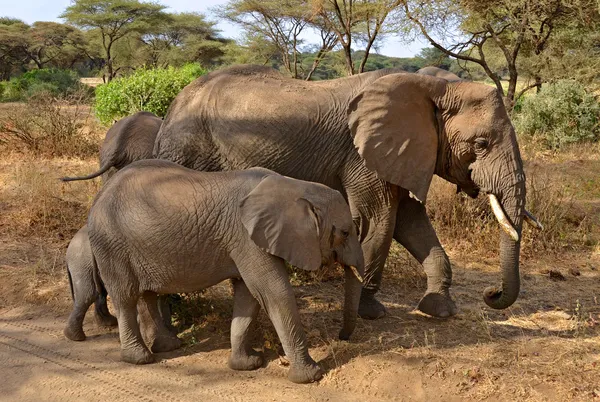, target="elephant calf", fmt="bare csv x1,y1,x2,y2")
61,111,162,182
63,225,118,341
87,160,365,384
63,225,175,345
